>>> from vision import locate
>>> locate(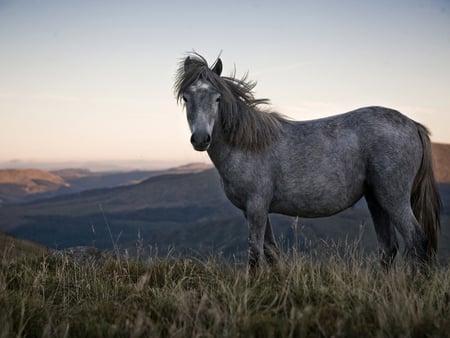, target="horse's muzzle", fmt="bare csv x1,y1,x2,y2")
190,132,211,151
